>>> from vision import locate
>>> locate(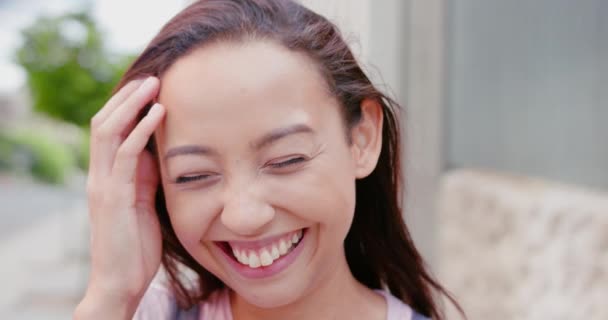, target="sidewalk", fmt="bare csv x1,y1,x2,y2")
0,194,89,319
